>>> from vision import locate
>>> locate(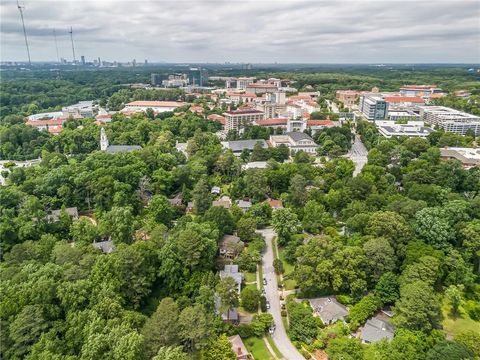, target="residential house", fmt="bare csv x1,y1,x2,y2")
309,297,349,325
236,199,252,212
221,139,268,156
92,240,114,254
47,207,79,223
265,198,283,210
229,335,250,360
361,315,395,343
219,234,244,259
